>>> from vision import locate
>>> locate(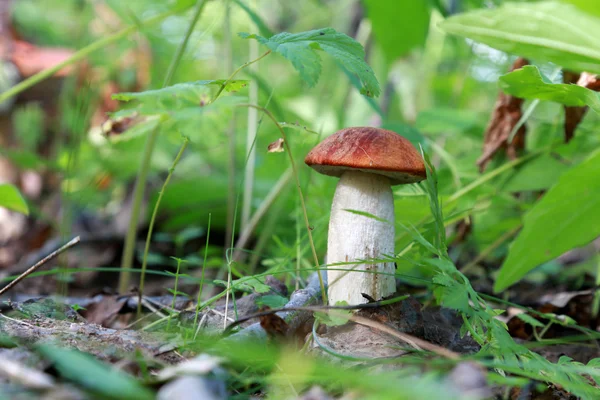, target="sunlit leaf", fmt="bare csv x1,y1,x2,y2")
499,65,600,112
495,148,600,291
239,28,380,97
440,2,600,74
560,0,600,17
0,183,29,215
